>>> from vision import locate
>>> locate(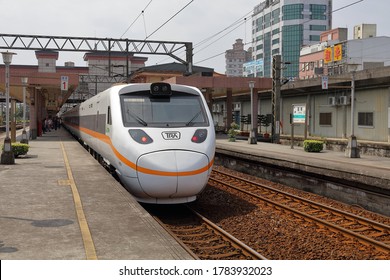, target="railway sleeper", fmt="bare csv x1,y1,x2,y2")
182,237,221,244
198,251,242,259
